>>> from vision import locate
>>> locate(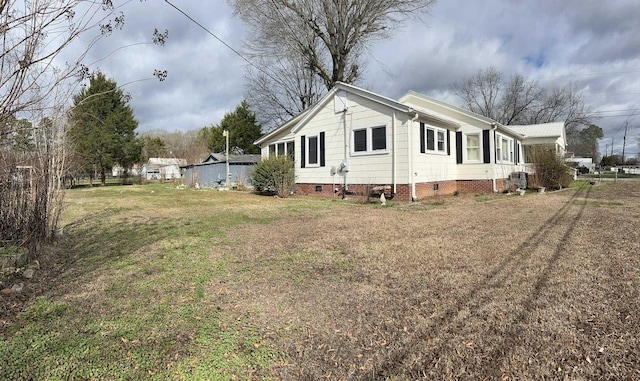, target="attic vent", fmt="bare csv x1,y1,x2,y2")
334,90,347,113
